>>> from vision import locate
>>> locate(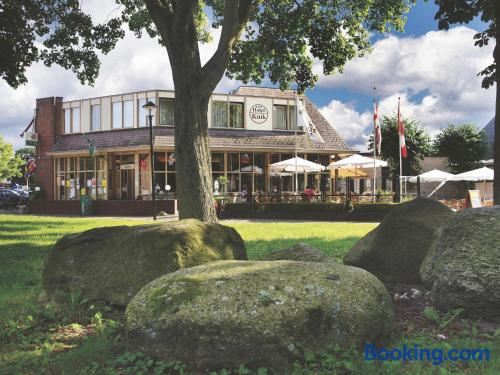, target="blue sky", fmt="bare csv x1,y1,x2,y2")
0,1,495,151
